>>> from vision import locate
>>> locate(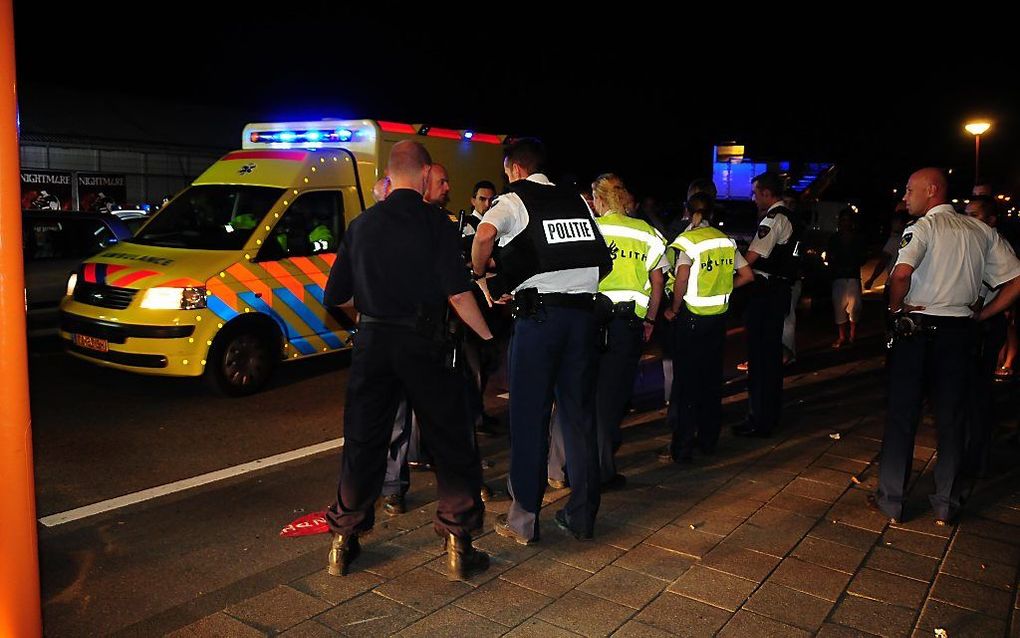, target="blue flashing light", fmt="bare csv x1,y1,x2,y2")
463,131,474,140
249,126,359,148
